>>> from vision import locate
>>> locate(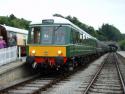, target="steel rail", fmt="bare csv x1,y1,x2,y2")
31,67,83,94
0,67,77,94
0,74,41,93
83,53,109,94
114,53,125,94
